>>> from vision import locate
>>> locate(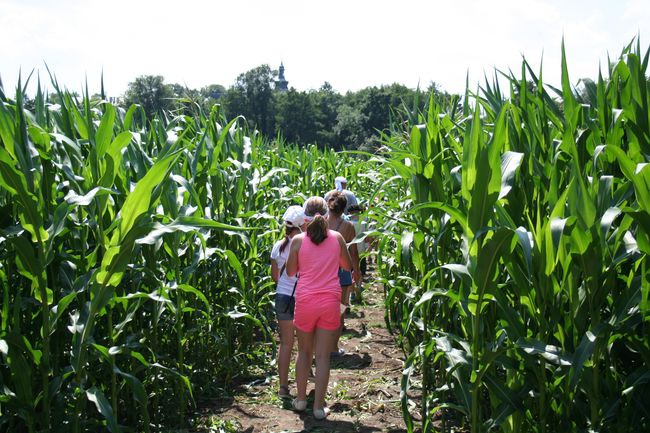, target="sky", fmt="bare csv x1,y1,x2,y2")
1,0,649,98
